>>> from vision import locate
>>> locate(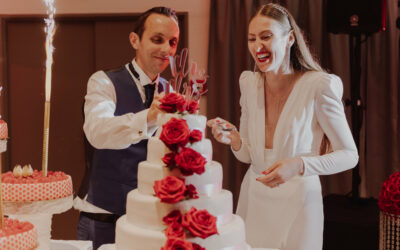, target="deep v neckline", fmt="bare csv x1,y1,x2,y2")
264,72,308,150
